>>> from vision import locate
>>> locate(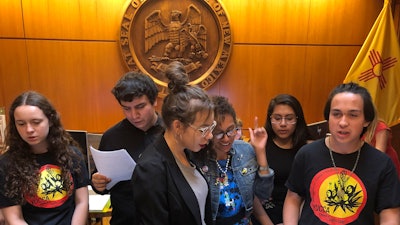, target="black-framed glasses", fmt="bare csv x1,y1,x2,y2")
270,115,297,125
189,120,217,137
213,128,237,140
